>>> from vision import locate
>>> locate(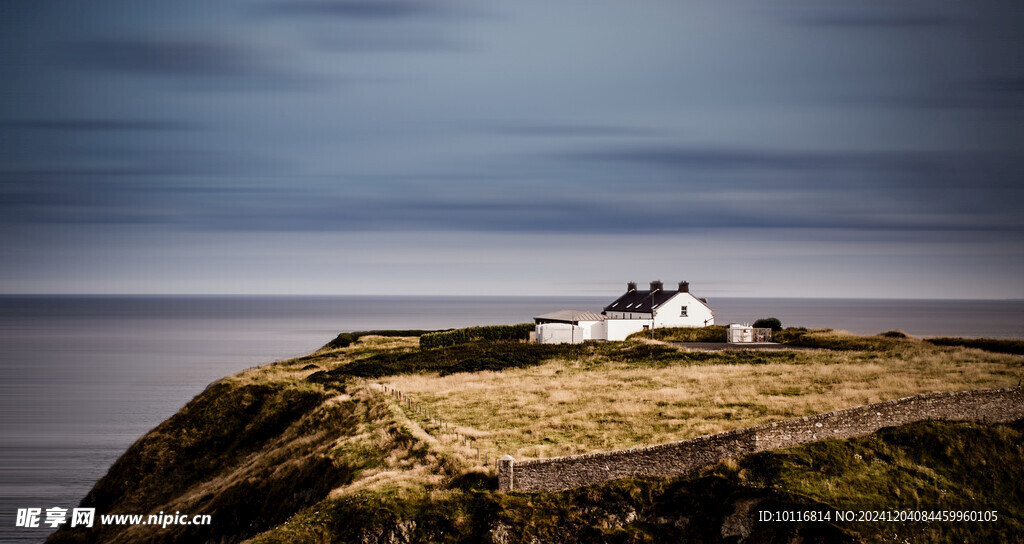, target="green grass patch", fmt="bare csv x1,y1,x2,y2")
712,419,1024,543
775,327,921,352
322,329,438,350
628,325,726,342
925,337,1024,355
